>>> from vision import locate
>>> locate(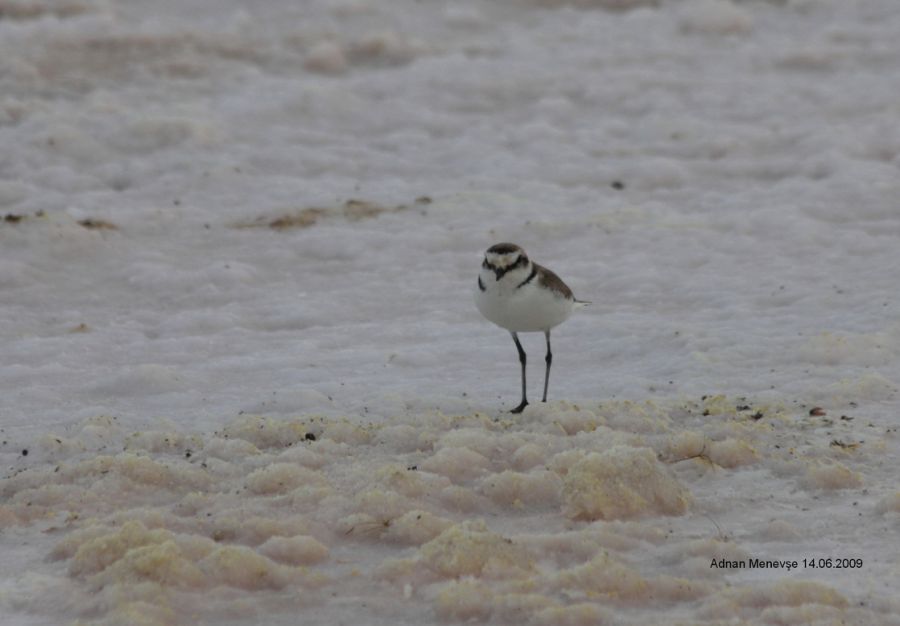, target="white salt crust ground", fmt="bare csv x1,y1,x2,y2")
2,399,898,625
2,0,900,624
